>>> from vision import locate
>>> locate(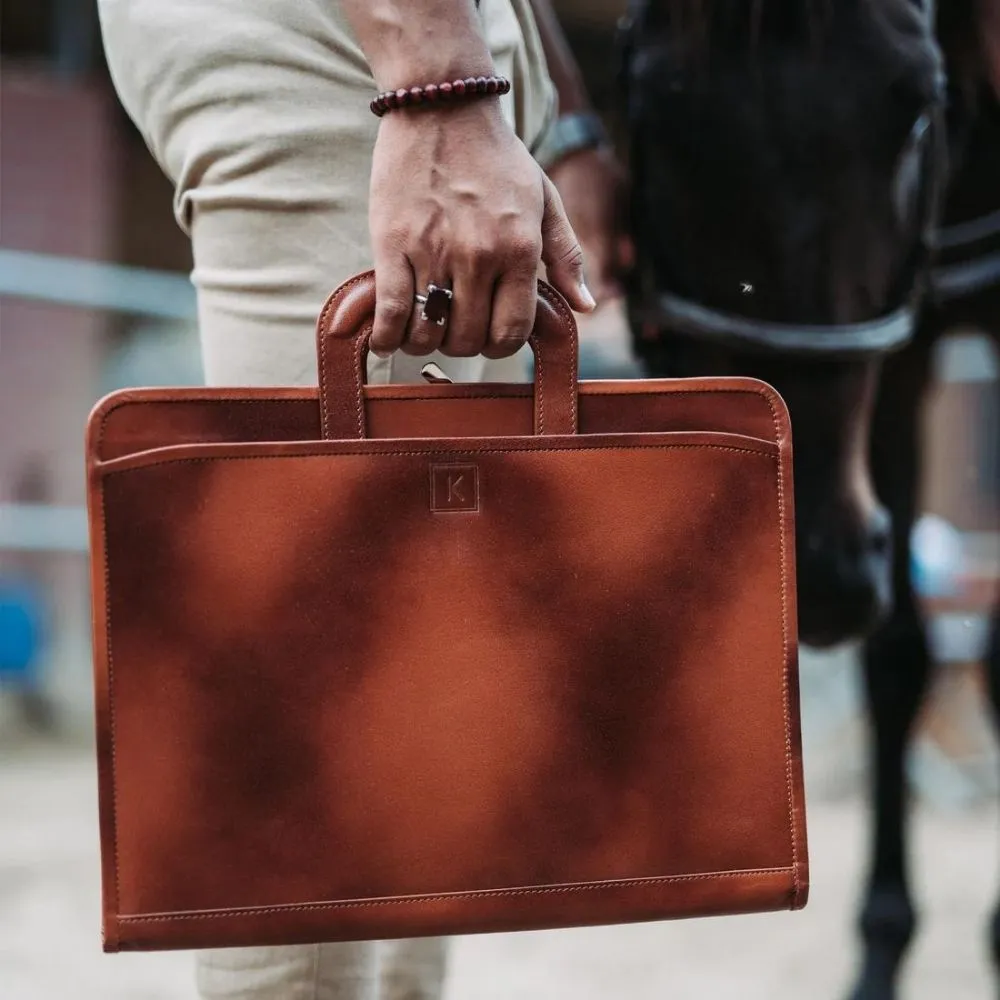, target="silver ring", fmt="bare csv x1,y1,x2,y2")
415,283,453,327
